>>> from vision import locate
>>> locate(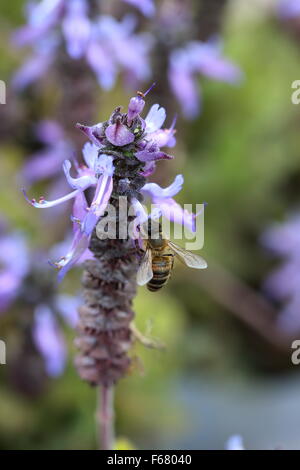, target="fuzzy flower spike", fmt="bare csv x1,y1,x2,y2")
23,88,205,449
24,87,200,279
